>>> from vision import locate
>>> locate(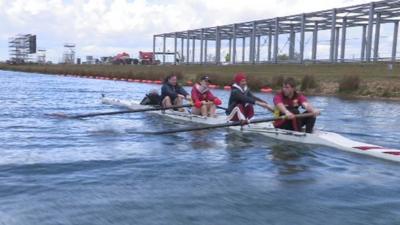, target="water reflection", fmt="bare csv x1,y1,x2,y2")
268,144,309,174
